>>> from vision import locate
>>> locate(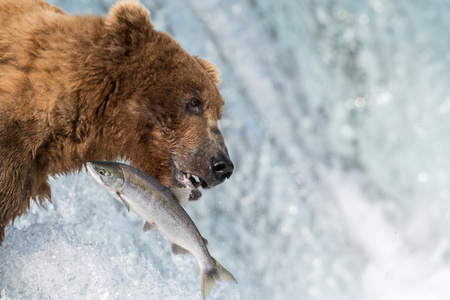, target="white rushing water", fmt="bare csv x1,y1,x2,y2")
2,0,450,299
